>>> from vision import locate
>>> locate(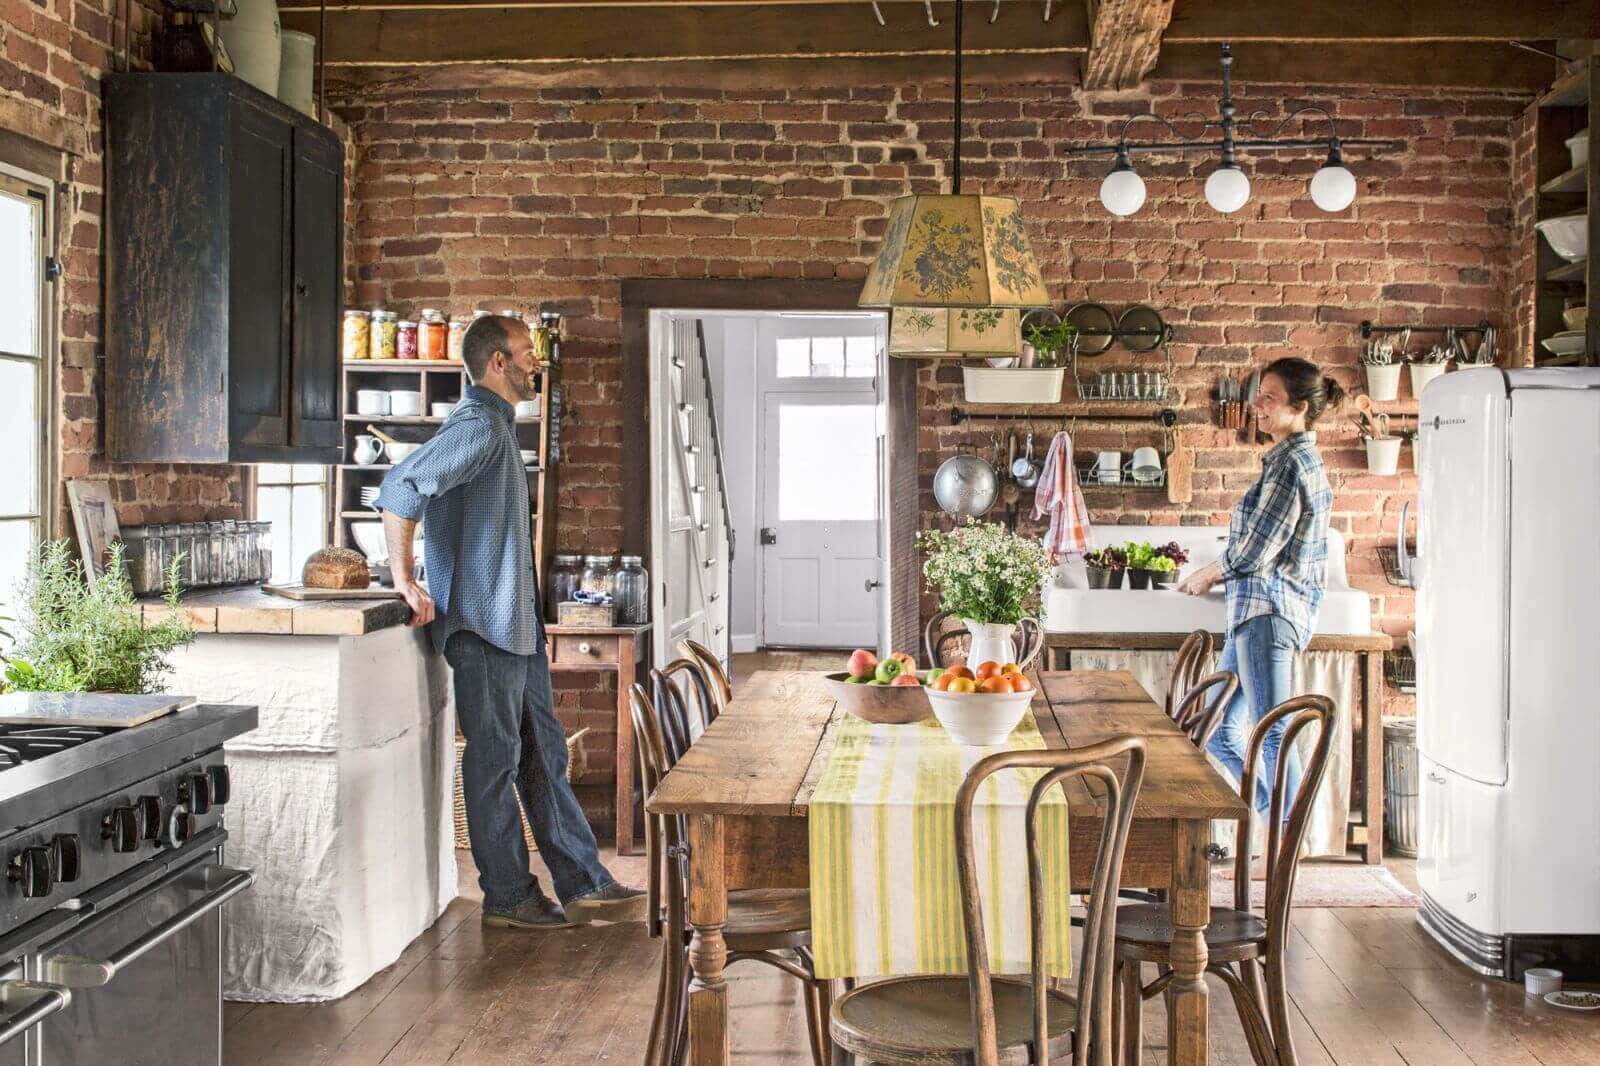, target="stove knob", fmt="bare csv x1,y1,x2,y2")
161,806,193,850
104,805,141,853
9,845,53,899
207,765,231,806
50,835,81,884
180,773,213,816
137,795,161,841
